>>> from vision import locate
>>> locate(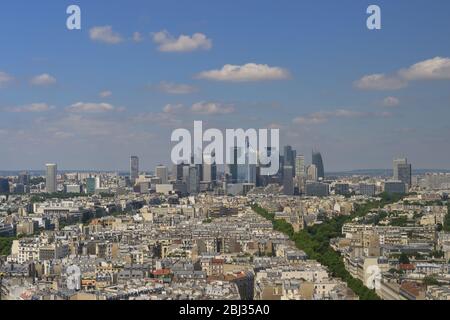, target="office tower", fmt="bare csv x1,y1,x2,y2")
14,184,25,194
196,163,203,183
18,171,30,186
0,178,9,194
173,163,184,181
95,176,102,189
130,156,139,185
228,147,239,183
155,165,168,184
393,158,405,180
187,166,199,194
246,164,257,184
292,149,297,174
284,146,293,164
393,158,412,190
283,145,296,171
46,163,57,193
211,161,217,183
202,162,211,183
139,182,150,194
258,146,277,185
295,155,305,178
398,164,412,189
335,183,350,195
191,150,203,183
182,165,190,182
359,183,376,197
255,165,262,187
305,182,330,197
312,150,325,180
307,164,318,181
86,177,96,194
384,181,406,195
65,184,81,194
283,165,294,195
245,143,257,184
203,153,217,183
